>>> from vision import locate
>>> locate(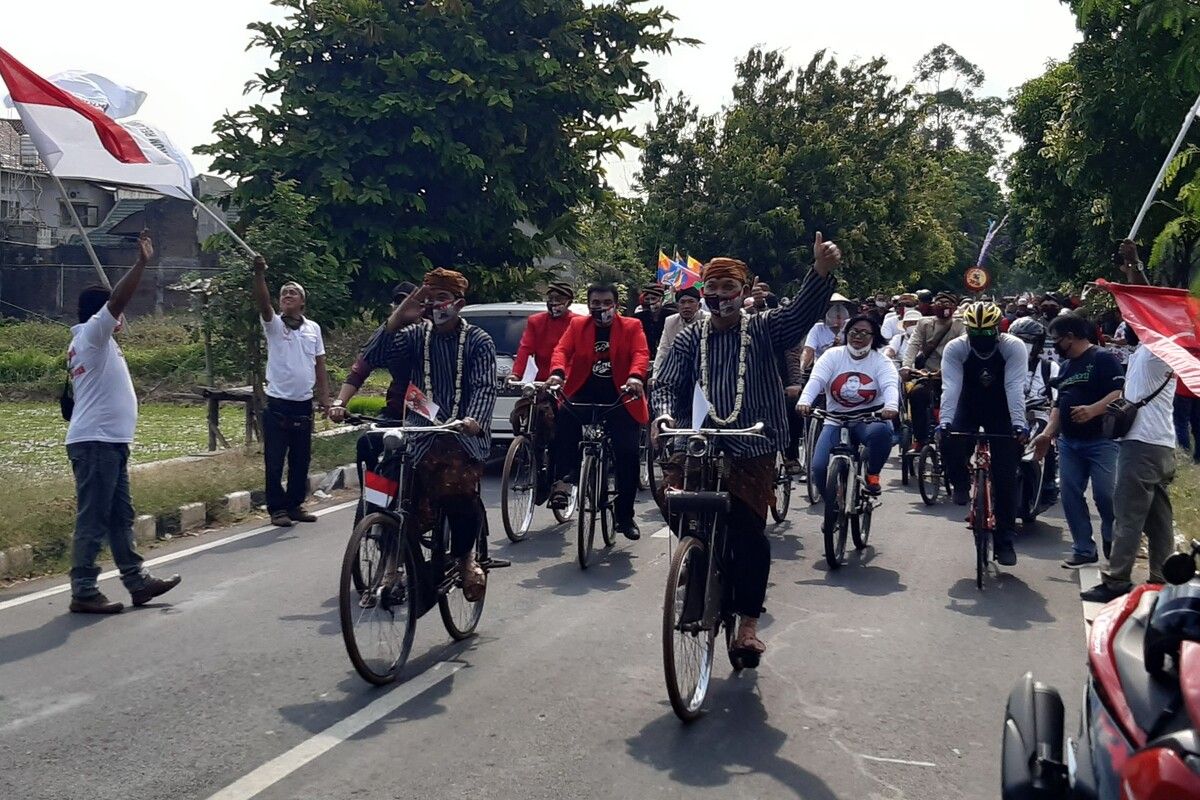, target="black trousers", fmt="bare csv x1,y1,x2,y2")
909,381,939,445
941,415,1020,543
263,396,313,514
555,403,641,523
727,498,770,618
